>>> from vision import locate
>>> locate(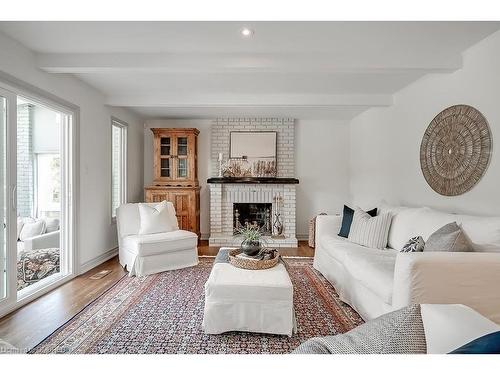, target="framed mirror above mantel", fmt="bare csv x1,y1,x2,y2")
229,131,277,160
224,131,278,178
